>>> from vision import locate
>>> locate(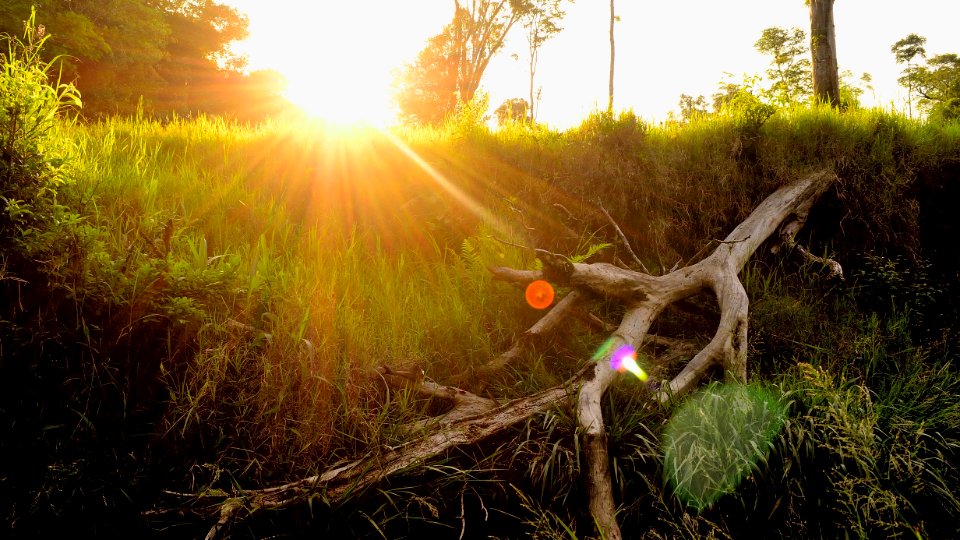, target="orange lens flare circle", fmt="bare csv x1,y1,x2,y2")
525,280,555,310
